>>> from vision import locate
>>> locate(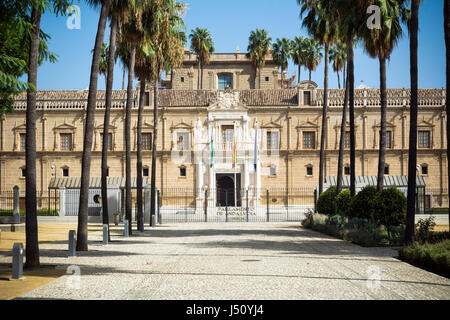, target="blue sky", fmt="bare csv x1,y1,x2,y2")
32,0,446,90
